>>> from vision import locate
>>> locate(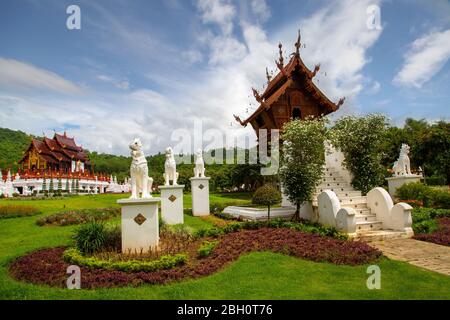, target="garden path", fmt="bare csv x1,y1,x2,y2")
369,238,450,276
